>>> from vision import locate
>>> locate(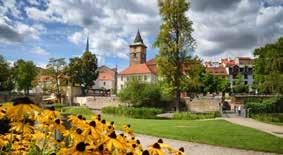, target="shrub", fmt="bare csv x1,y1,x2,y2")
118,79,174,109
102,106,163,119
252,113,283,123
173,111,221,120
245,97,283,114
